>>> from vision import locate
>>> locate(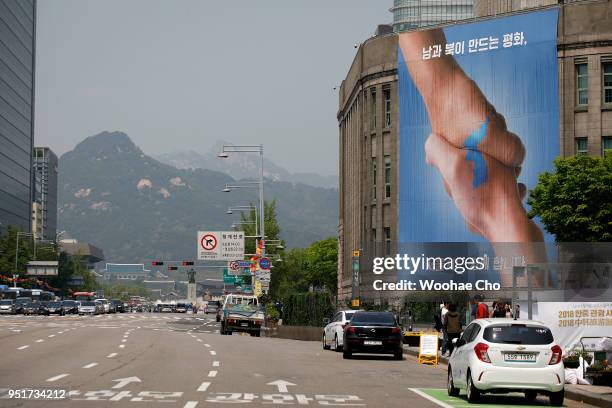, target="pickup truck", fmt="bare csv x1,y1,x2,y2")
220,294,264,337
